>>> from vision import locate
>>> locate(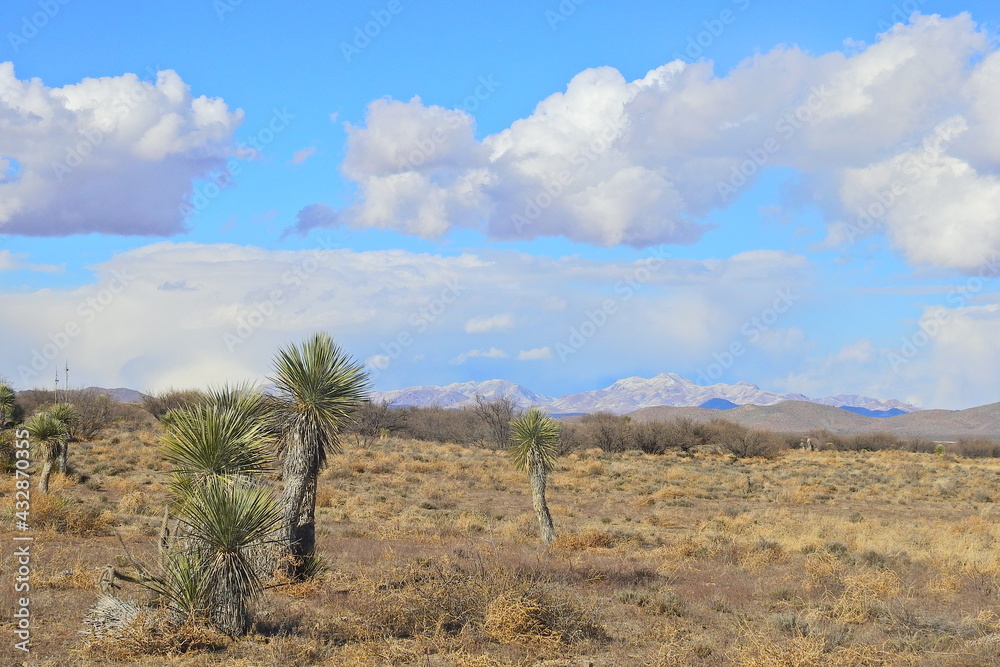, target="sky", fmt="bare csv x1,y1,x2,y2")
2,0,1000,409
